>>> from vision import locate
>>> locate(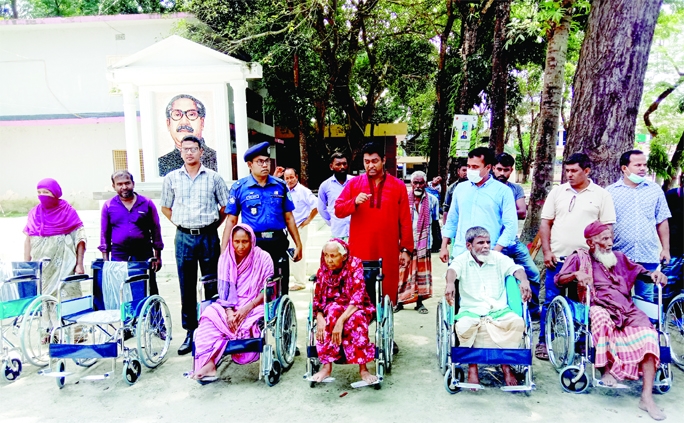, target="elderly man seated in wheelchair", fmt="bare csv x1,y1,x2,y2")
189,224,275,384
310,239,377,385
555,221,668,420
445,226,532,386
